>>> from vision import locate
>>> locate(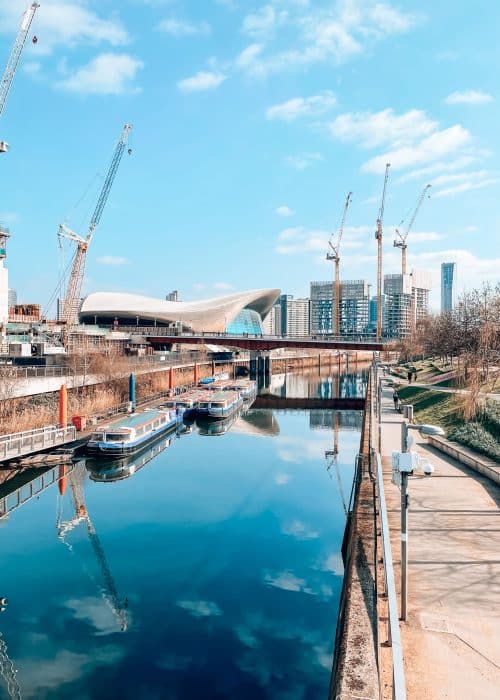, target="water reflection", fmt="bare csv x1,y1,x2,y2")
264,370,368,399
0,375,362,699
